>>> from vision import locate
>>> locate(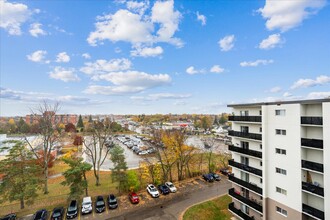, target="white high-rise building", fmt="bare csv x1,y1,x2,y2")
227,98,329,220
